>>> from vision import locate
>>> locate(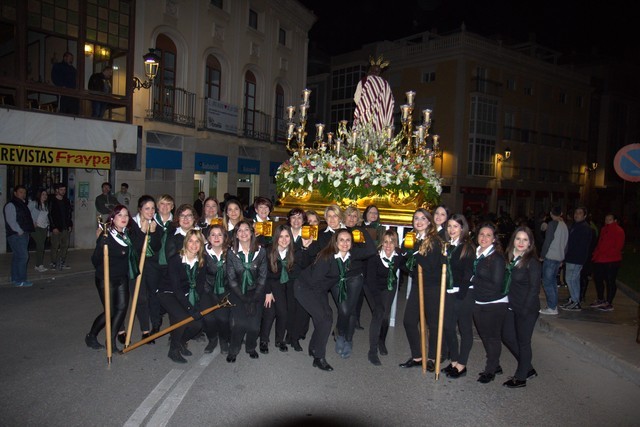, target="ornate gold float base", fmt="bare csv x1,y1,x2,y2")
273,190,430,225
